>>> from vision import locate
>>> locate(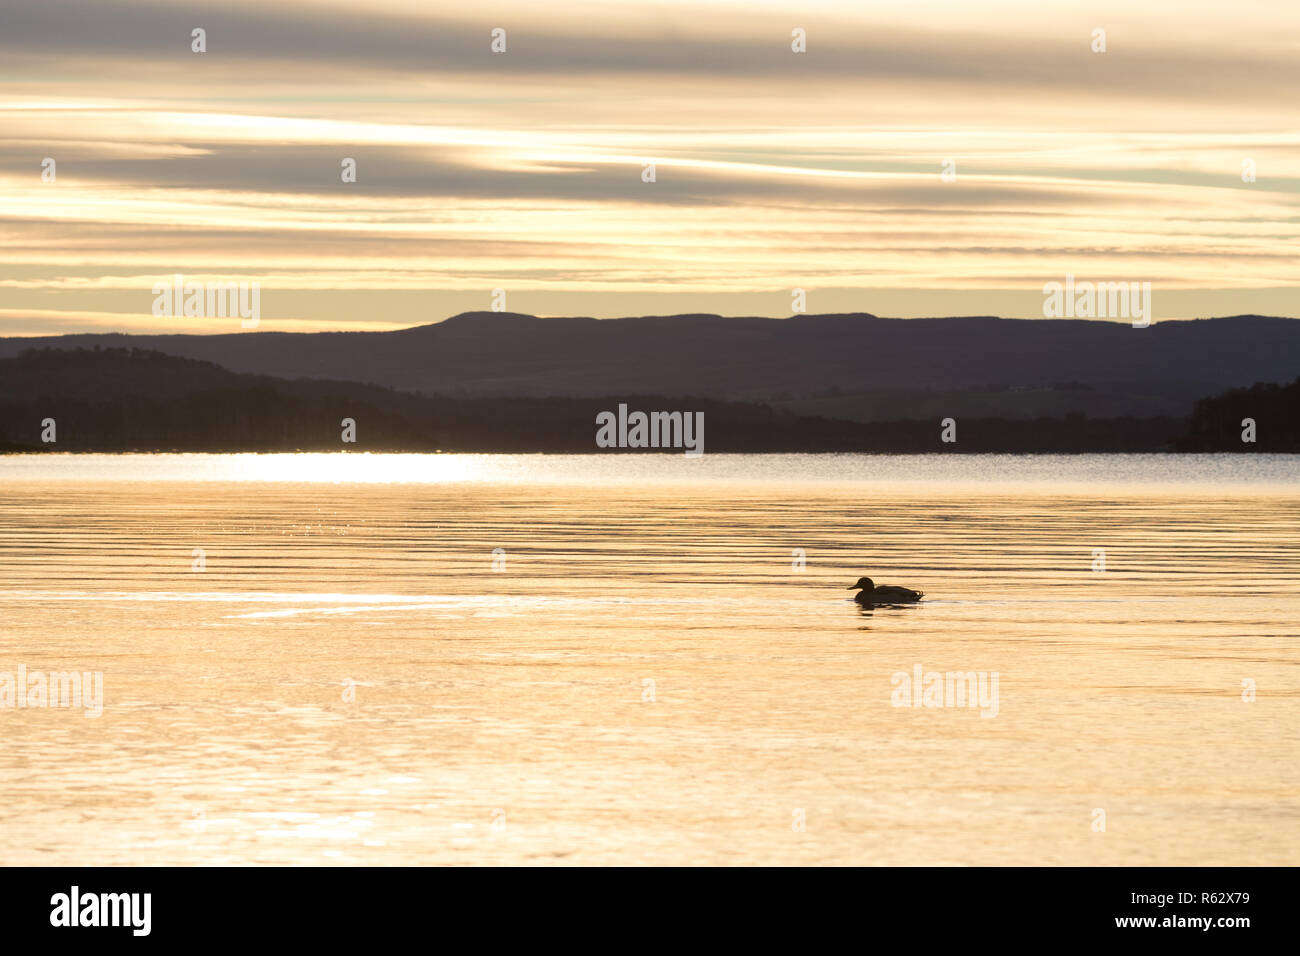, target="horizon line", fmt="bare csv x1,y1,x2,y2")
2,310,1299,339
